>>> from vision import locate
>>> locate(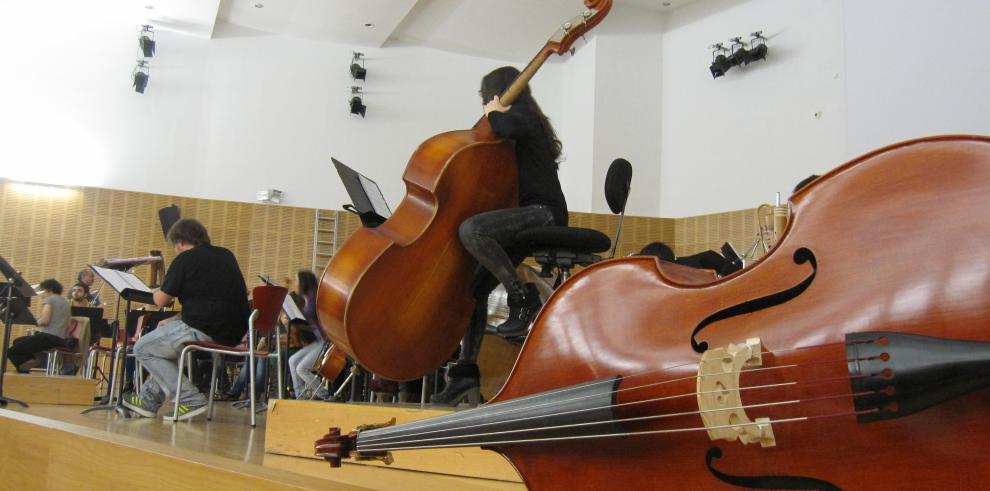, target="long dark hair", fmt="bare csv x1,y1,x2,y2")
297,270,318,298
480,66,562,165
